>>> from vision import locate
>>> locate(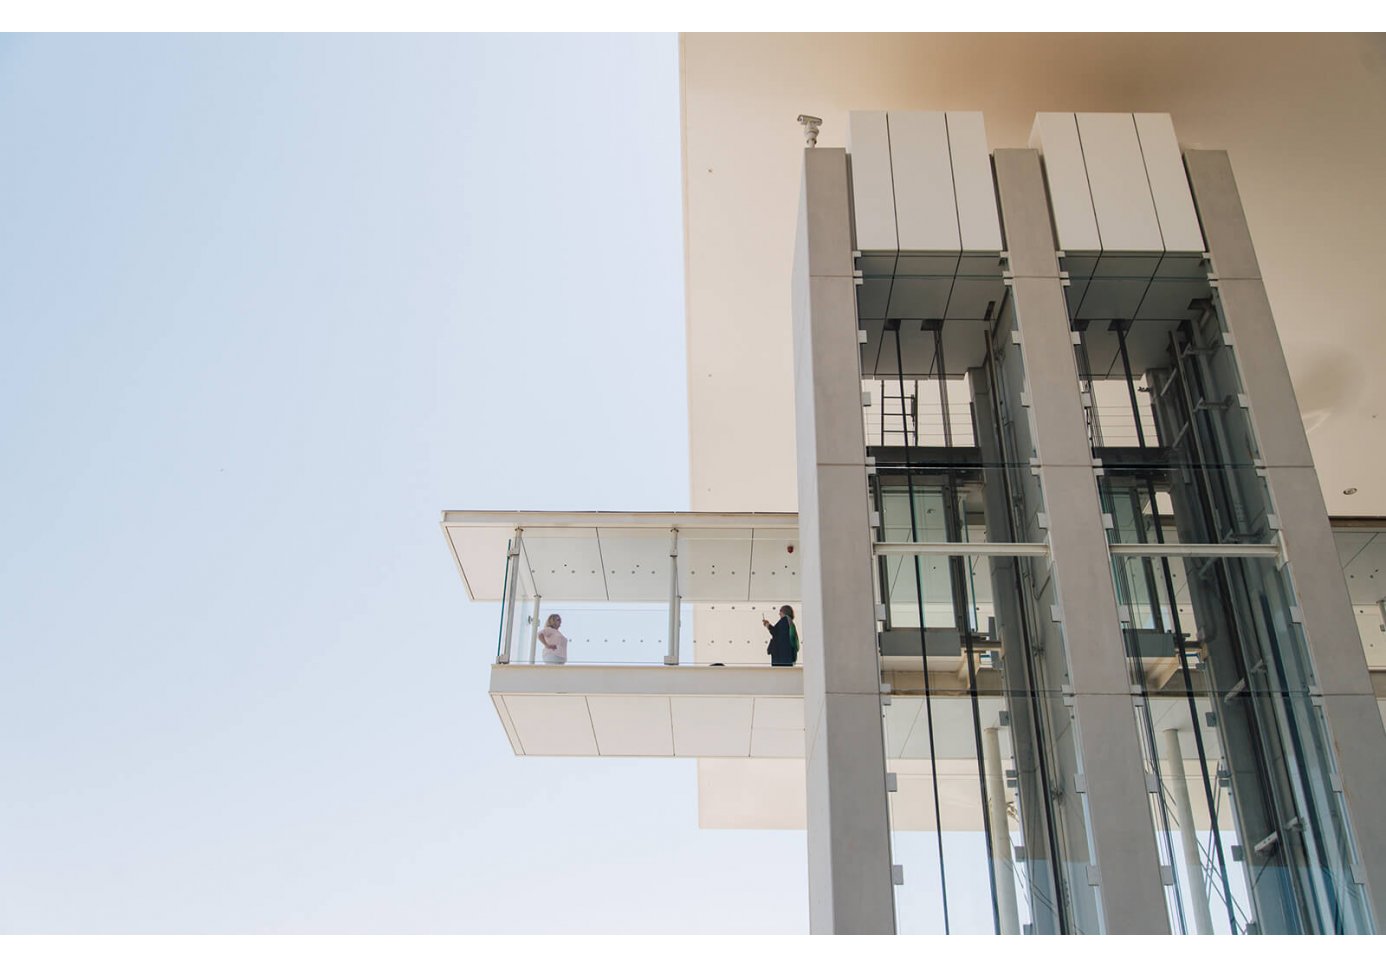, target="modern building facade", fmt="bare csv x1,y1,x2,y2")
445,36,1386,935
